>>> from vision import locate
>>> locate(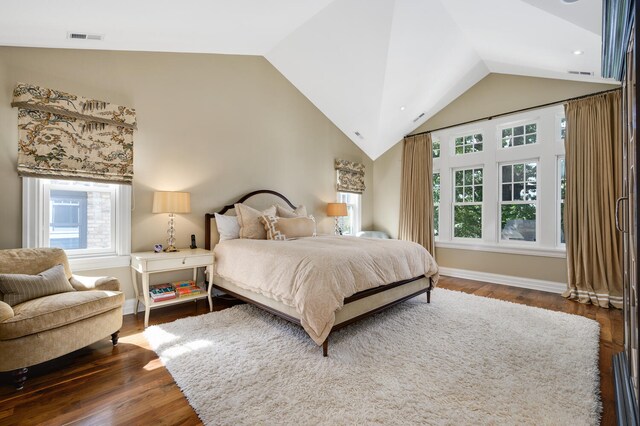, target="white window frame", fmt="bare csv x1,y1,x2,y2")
337,192,361,235
432,104,566,258
556,115,567,143
498,119,540,149
432,138,441,159
453,131,484,156
433,170,440,239
557,156,566,248
497,159,539,244
451,166,484,241
23,177,131,270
